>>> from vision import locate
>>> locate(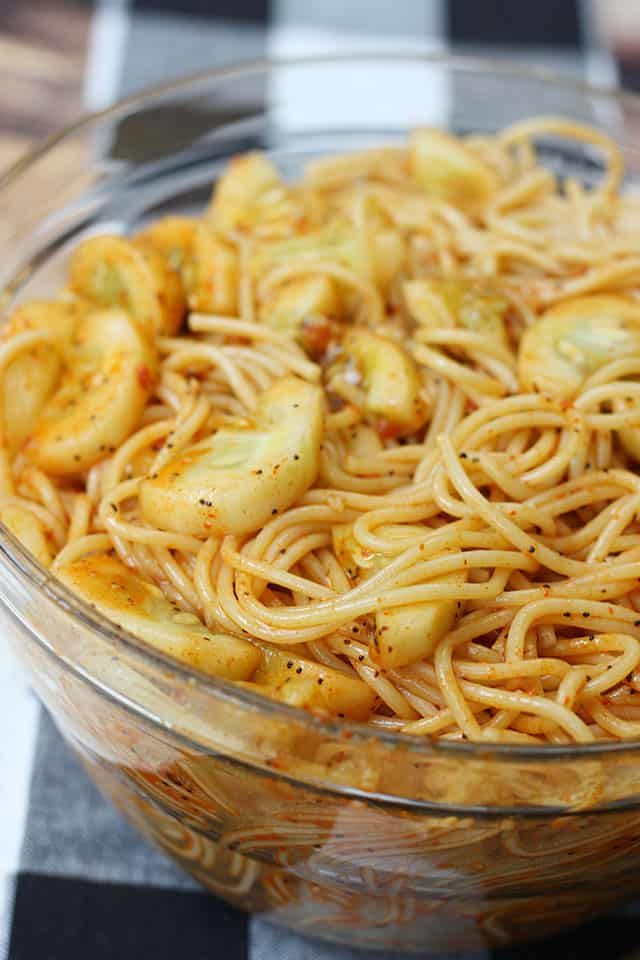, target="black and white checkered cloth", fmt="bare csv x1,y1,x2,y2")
2,2,640,958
